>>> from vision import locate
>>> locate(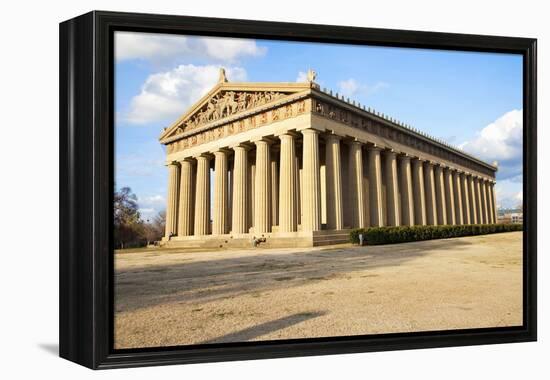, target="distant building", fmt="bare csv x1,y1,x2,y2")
497,209,523,224
510,213,523,224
